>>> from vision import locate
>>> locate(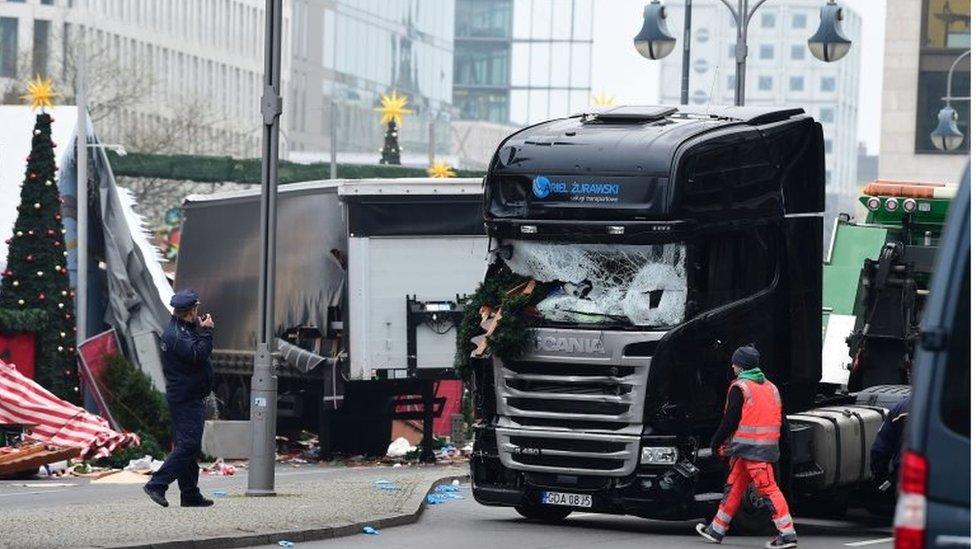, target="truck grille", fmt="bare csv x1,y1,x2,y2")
493,328,661,477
